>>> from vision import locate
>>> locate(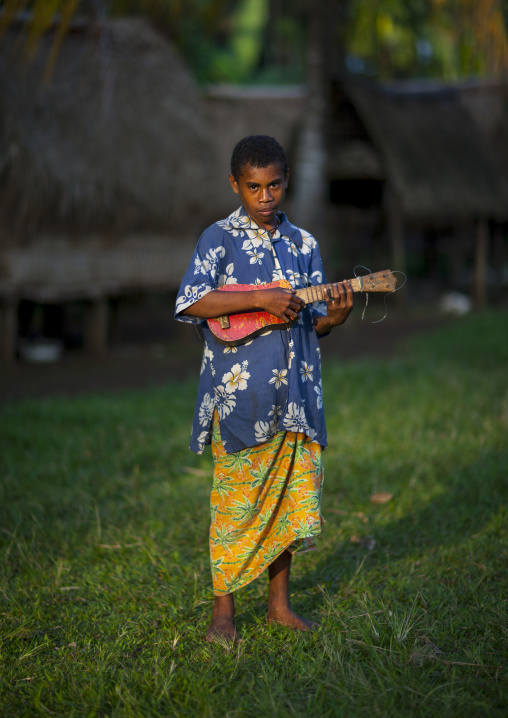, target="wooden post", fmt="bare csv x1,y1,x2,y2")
84,296,109,356
0,298,17,362
385,189,406,300
447,227,466,291
472,219,488,309
291,0,328,259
